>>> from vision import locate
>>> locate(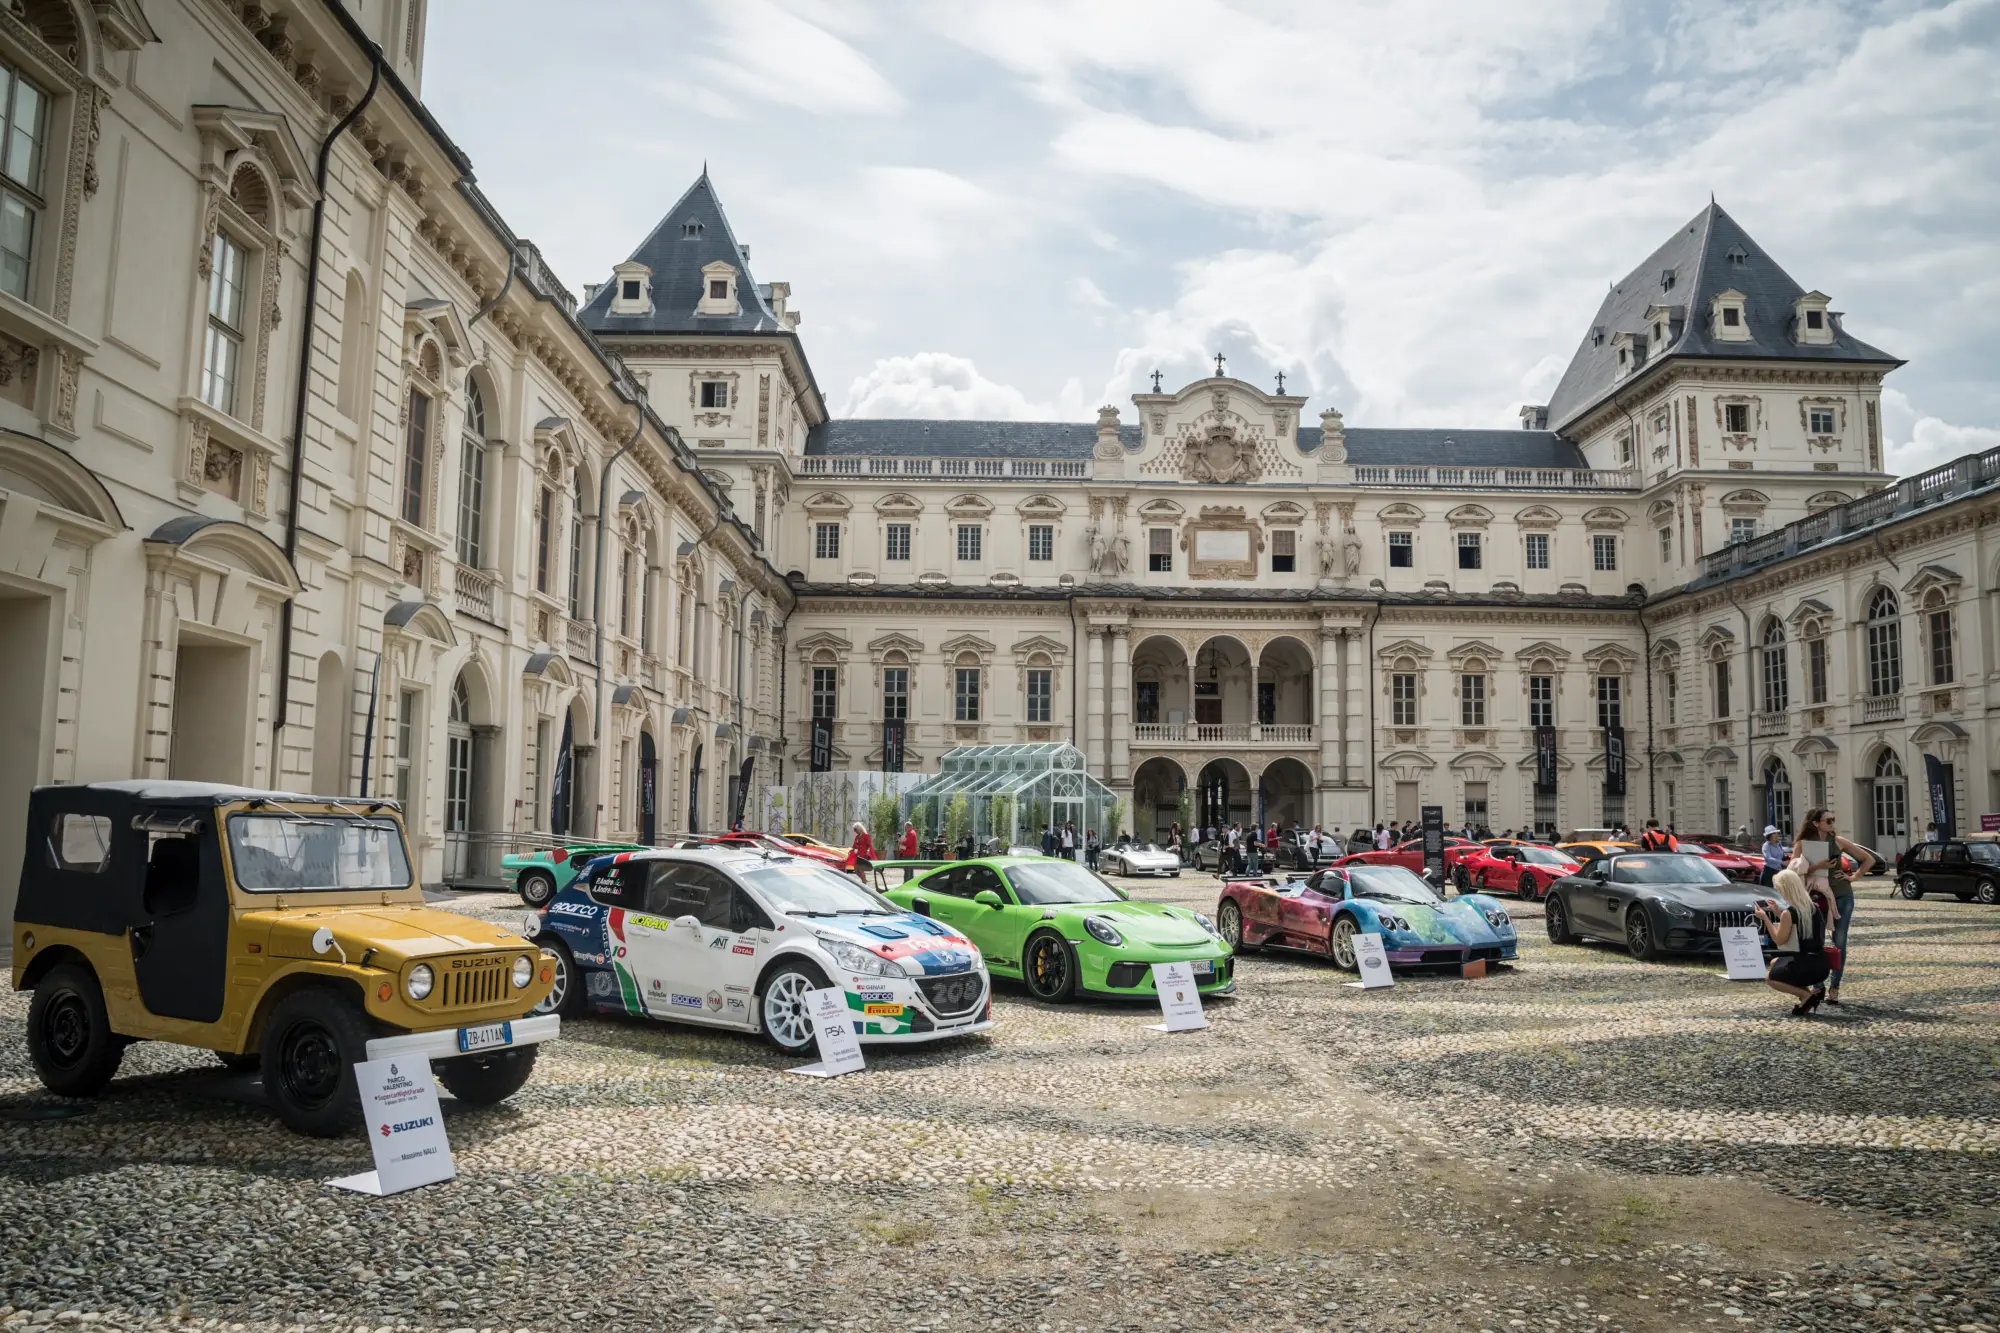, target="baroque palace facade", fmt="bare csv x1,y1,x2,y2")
0,0,1989,924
